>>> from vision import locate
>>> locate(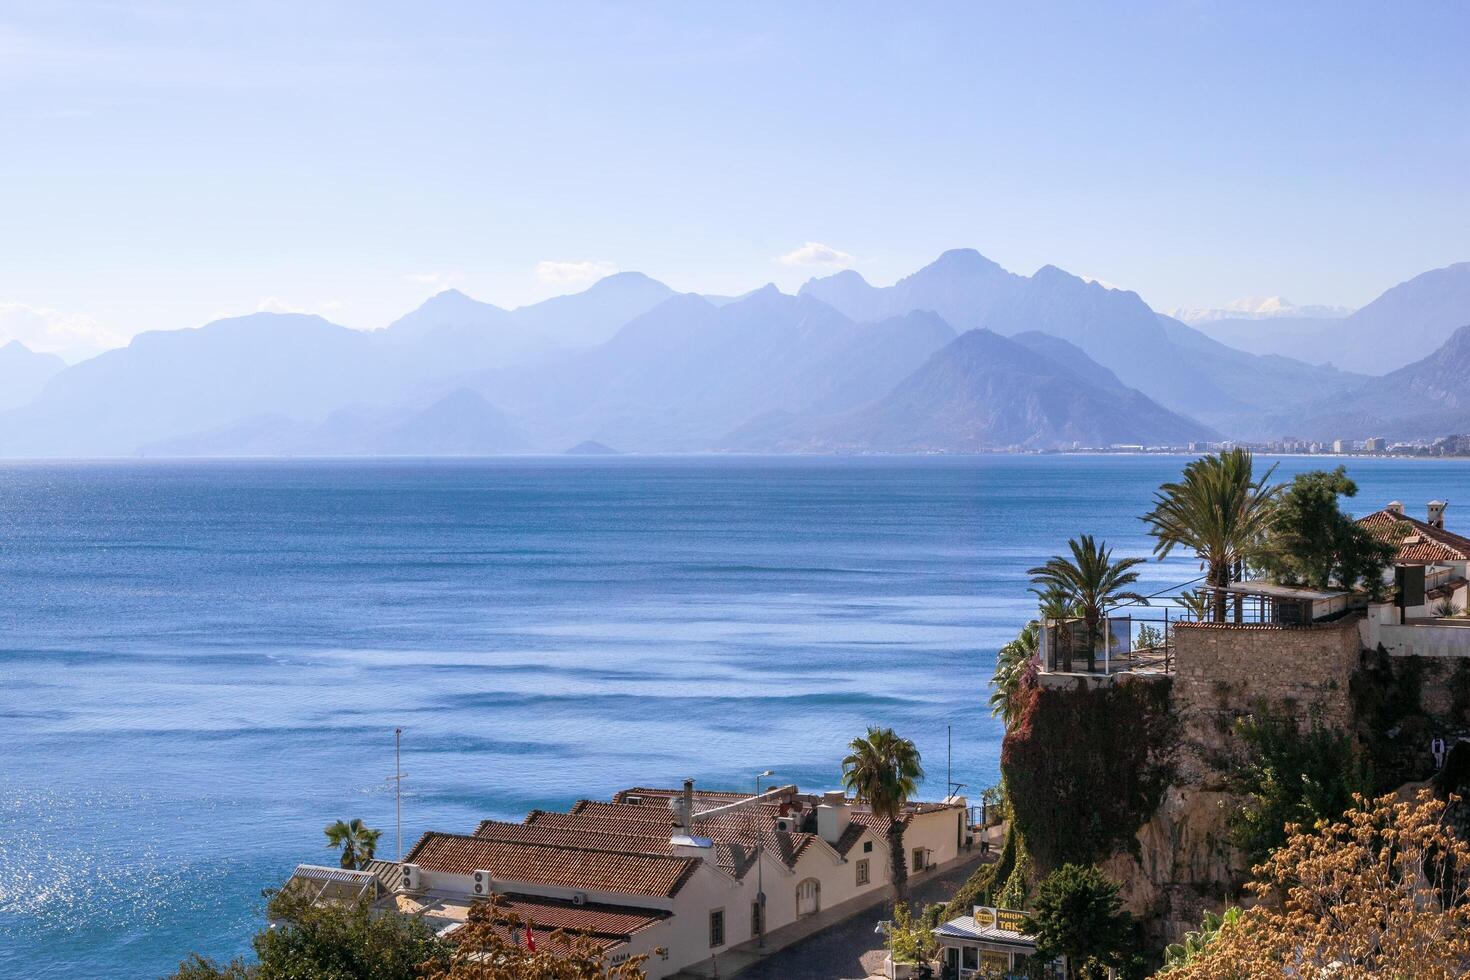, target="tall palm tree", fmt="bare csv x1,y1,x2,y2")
990,622,1039,729
324,818,382,870
841,727,924,902
1142,448,1281,623
1028,535,1149,672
